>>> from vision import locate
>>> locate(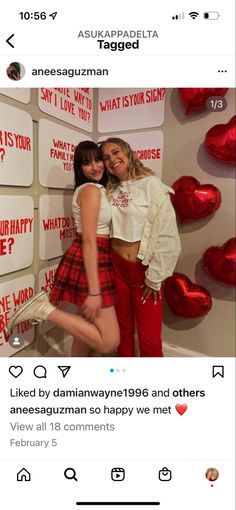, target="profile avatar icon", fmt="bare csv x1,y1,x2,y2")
12,336,20,346
6,62,25,81
9,335,24,349
205,467,219,482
